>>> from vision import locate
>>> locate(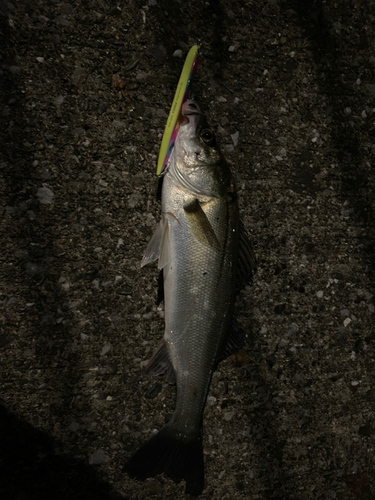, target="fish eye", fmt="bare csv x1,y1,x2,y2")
201,129,215,144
